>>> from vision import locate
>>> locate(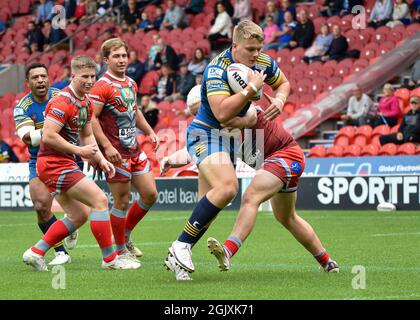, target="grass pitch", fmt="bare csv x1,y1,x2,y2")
1,210,420,300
